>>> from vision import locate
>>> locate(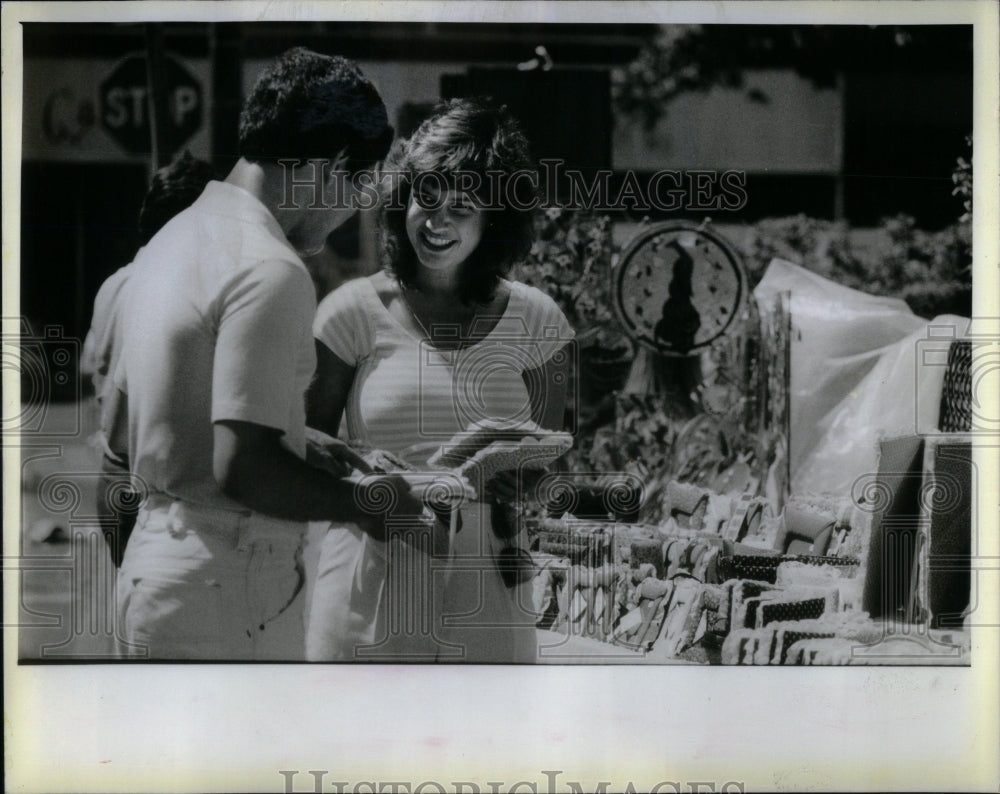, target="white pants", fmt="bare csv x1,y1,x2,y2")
116,496,306,660
306,502,537,662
